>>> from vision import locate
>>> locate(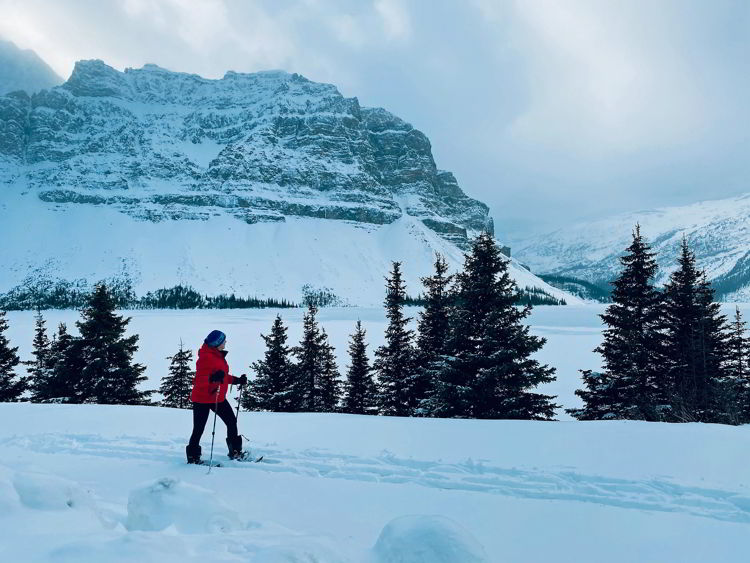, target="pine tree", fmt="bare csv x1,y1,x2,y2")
0,311,25,401
245,315,295,412
661,239,730,422
723,307,750,423
317,329,342,412
343,321,378,415
427,232,558,419
37,323,83,403
568,225,664,421
26,310,52,402
413,254,453,416
374,262,416,416
160,340,194,409
291,303,327,412
77,283,151,405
